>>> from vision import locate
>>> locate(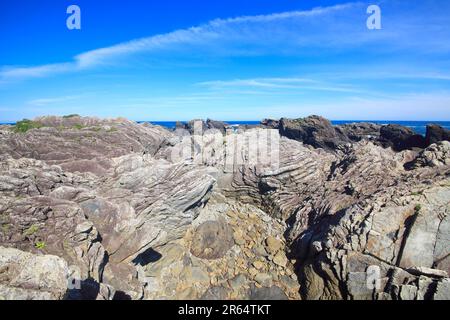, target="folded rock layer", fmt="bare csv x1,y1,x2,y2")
0,115,449,300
